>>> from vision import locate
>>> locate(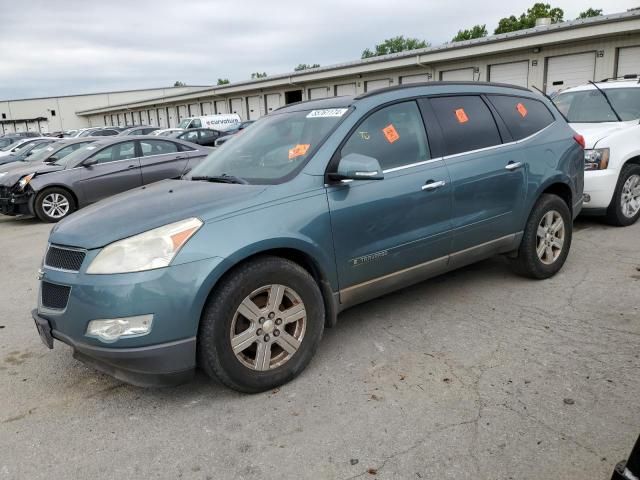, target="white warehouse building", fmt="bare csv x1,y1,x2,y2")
3,9,640,134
